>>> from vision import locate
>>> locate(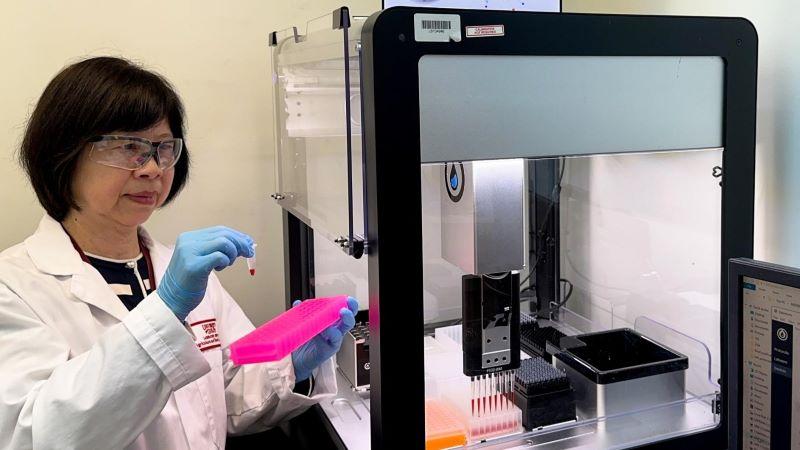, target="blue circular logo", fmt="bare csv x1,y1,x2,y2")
445,162,465,202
